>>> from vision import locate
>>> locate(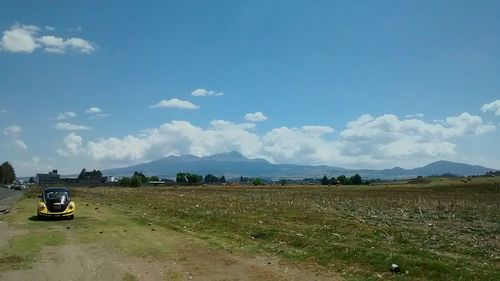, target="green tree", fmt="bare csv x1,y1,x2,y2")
321,175,329,185
0,161,16,184
337,175,347,185
133,171,147,183
78,168,87,180
187,174,203,184
149,176,160,182
130,177,141,187
176,173,188,184
204,174,219,184
28,177,35,184
219,175,226,183
252,178,263,186
328,177,337,185
119,177,131,187
176,173,202,185
350,174,363,185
